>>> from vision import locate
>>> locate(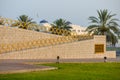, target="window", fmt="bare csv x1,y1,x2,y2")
73,30,76,32
78,30,80,32
81,30,85,32
95,44,104,53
